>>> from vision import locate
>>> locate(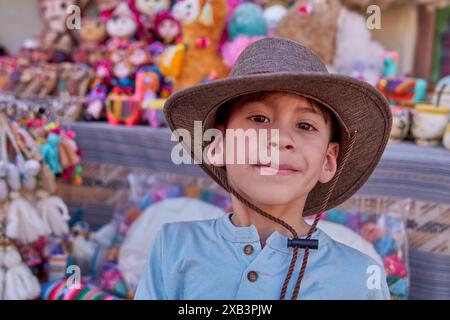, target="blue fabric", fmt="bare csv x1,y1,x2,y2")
134,213,391,300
